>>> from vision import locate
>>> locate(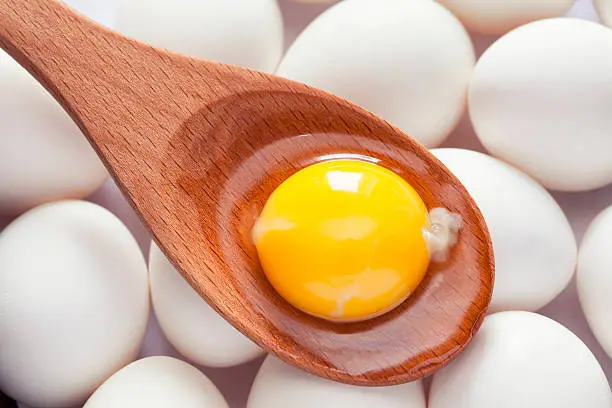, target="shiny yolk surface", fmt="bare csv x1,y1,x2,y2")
252,159,431,322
